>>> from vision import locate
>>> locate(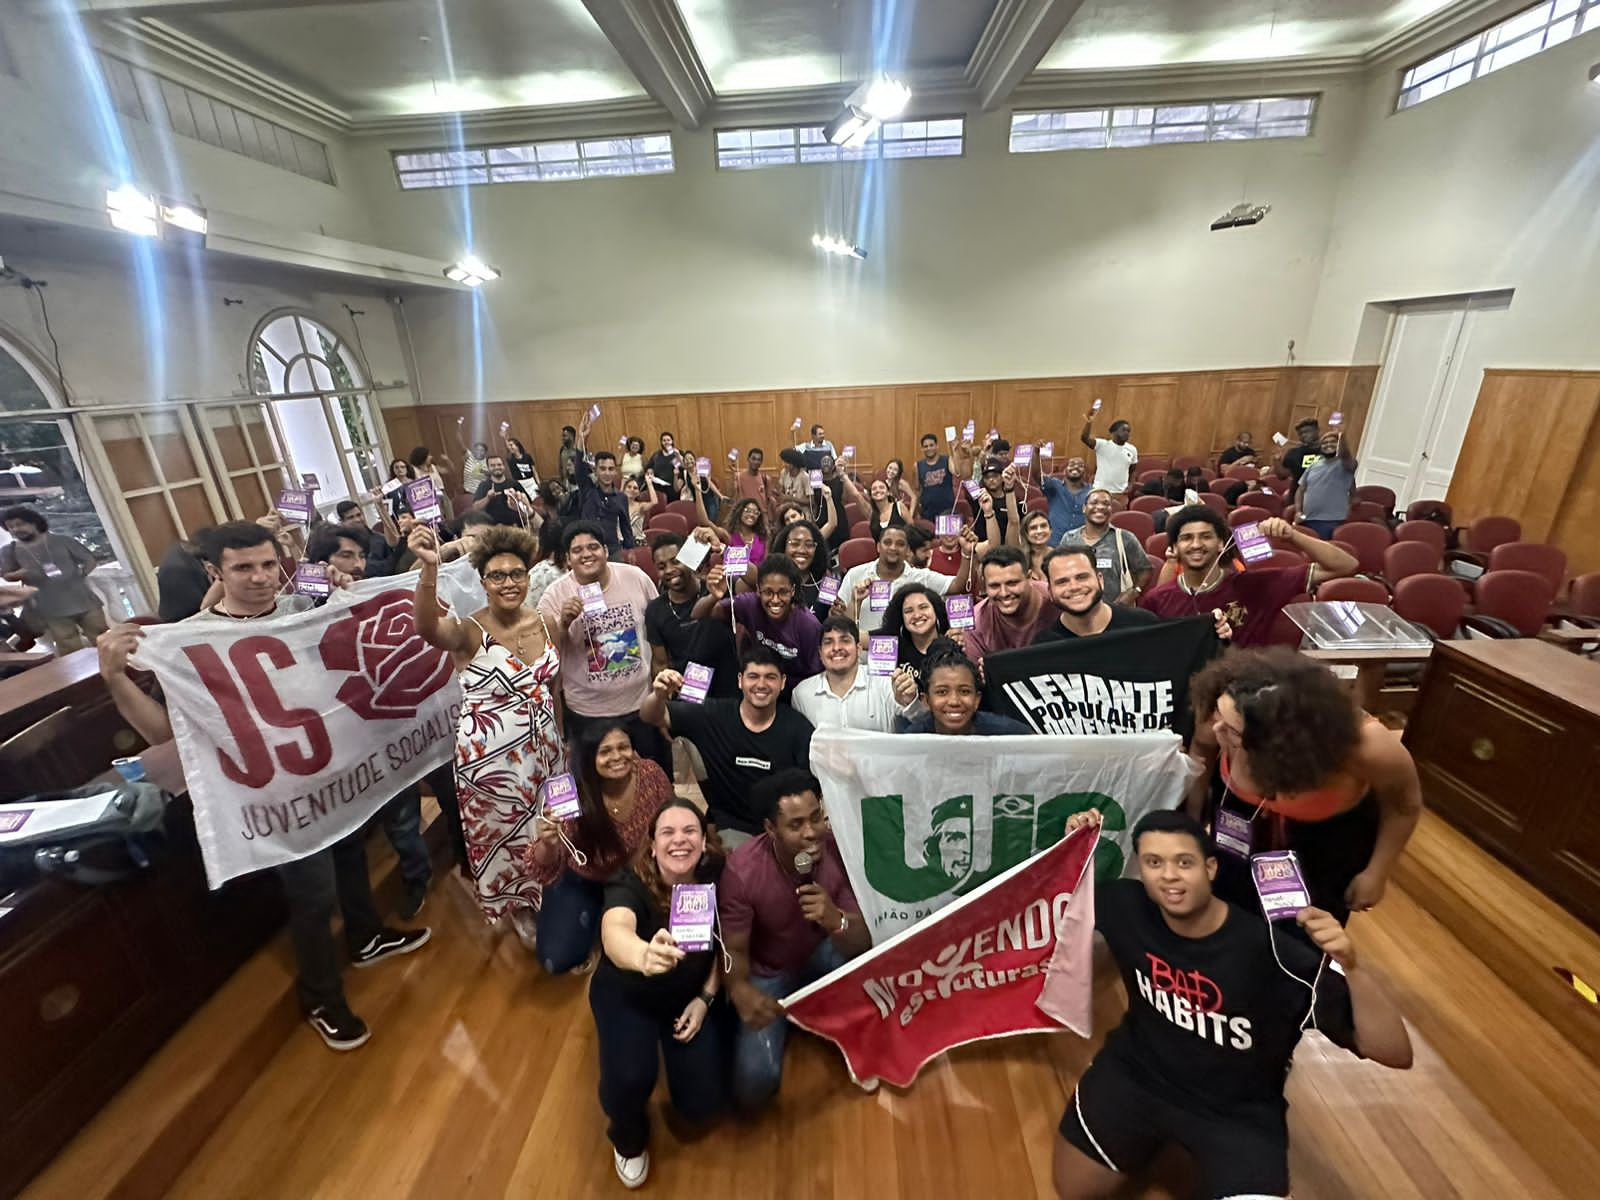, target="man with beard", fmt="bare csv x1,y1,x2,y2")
915,432,957,518
792,615,911,732
0,506,106,652
1039,455,1092,542
963,546,1056,662
1051,809,1411,1200
644,532,738,698
1142,507,1356,648
719,767,871,1111
1034,545,1163,642
471,453,534,528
